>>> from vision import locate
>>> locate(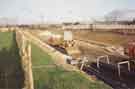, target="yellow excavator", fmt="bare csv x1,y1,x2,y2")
44,31,81,59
